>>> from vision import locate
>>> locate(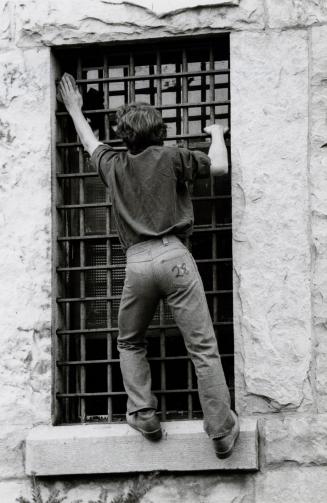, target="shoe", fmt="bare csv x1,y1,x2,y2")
126,409,162,441
213,411,240,459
